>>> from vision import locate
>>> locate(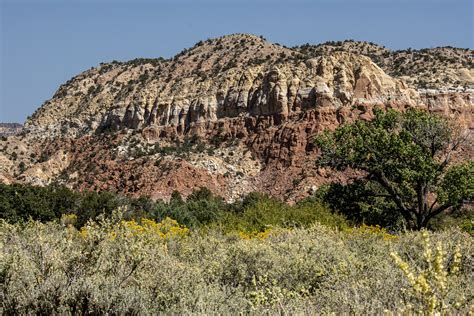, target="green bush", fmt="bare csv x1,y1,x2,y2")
219,194,348,233
0,184,133,227
315,181,404,230
0,184,51,222
151,188,226,227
